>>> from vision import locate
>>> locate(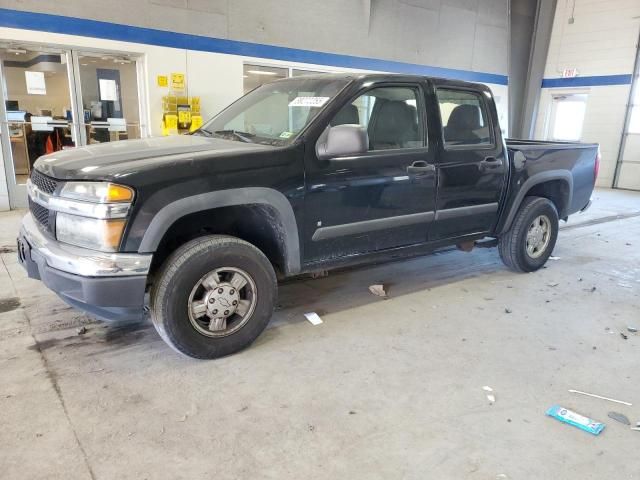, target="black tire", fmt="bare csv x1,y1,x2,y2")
499,196,559,273
150,235,277,359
